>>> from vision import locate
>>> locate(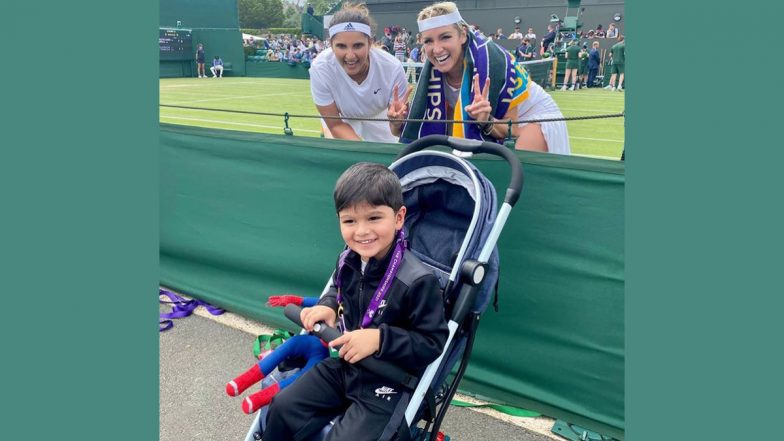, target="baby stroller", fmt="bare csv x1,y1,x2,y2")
244,135,524,441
